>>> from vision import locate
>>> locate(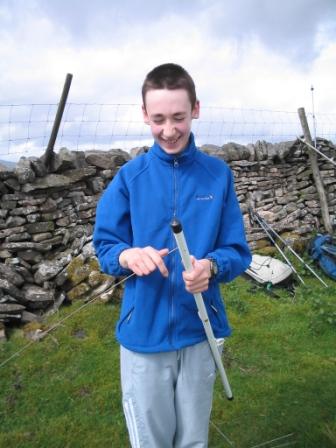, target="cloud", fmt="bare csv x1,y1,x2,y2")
8,0,336,64
0,0,335,114
200,0,336,64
